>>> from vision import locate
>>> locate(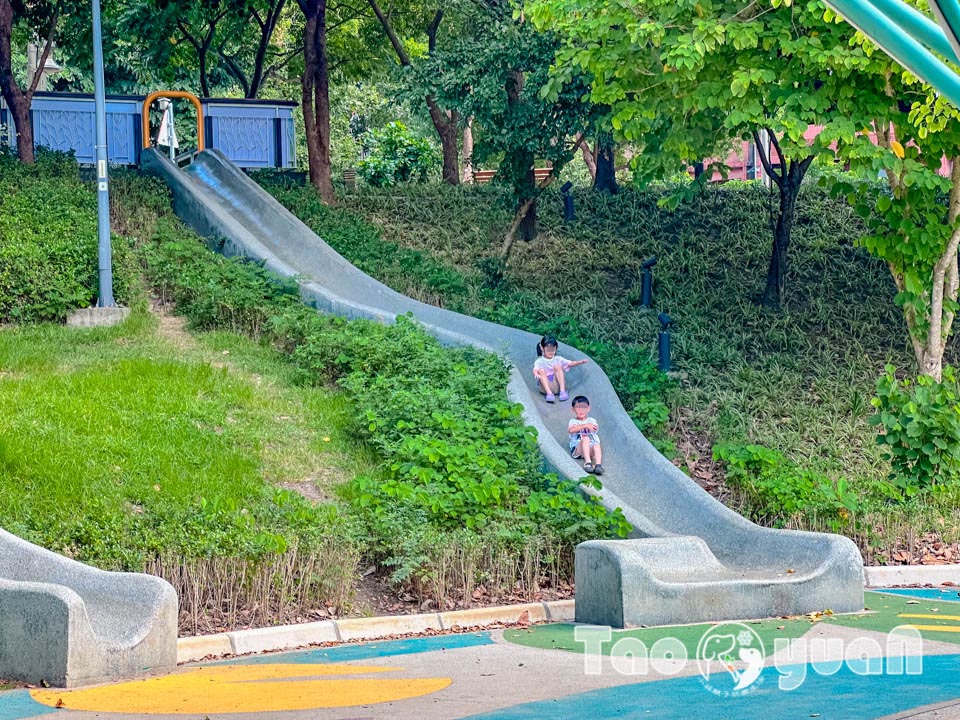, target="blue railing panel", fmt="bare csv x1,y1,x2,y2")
0,93,297,168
